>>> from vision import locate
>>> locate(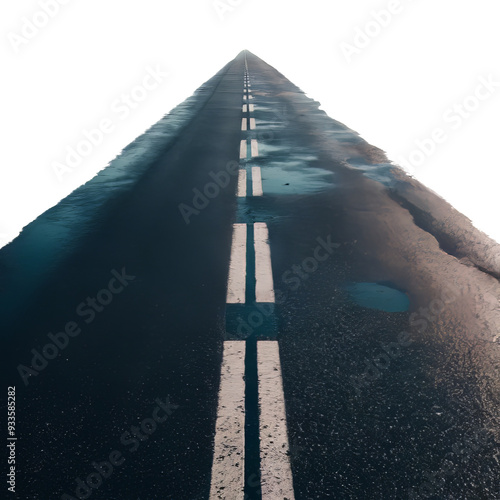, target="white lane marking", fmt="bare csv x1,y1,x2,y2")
248,104,255,113
210,341,246,500
250,118,256,130
254,223,275,303
251,139,259,158
226,224,247,303
257,341,295,500
248,94,254,100
242,104,248,113
251,167,263,197
238,170,247,197
240,140,247,159
241,118,247,131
